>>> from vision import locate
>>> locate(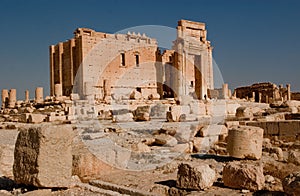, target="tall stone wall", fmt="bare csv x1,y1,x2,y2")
50,20,214,101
